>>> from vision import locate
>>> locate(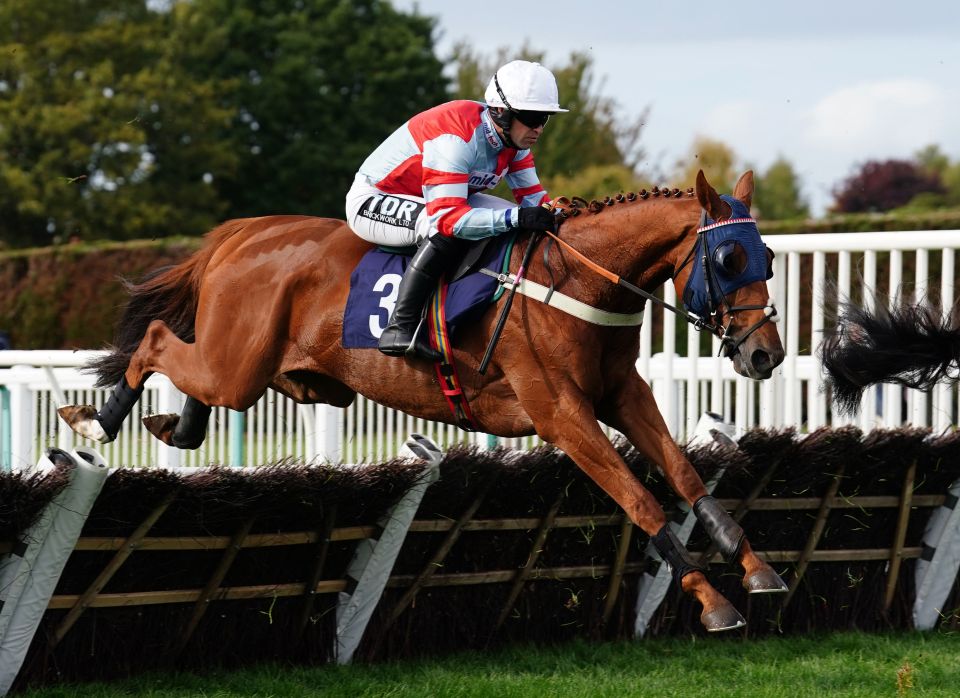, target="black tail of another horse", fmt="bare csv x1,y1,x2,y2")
87,219,253,388
819,298,960,415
